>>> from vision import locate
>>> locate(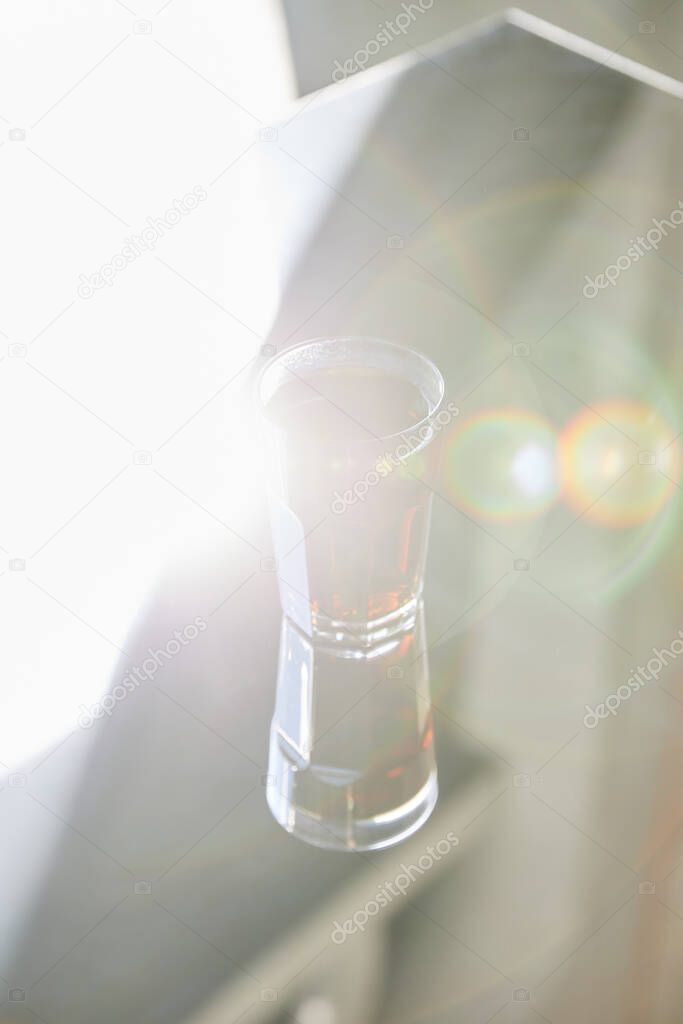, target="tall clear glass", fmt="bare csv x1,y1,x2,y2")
258,337,445,851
